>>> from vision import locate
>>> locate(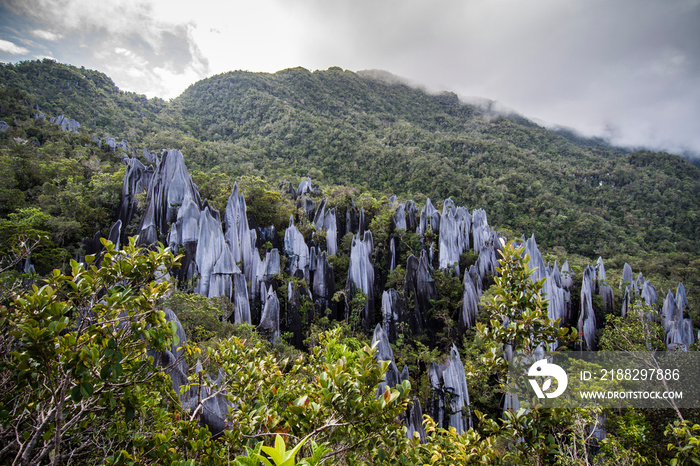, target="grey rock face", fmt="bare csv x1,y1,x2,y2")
195,204,237,299
460,270,479,331
302,196,316,221
143,148,158,163
252,248,281,303
346,202,361,236
287,281,304,348
404,250,436,335
158,310,232,437
561,261,574,290
284,216,310,281
224,183,256,289
231,273,251,324
107,219,122,250
471,208,489,255
118,157,154,241
662,285,694,349
596,257,614,314
439,199,469,275
394,200,419,232
313,251,335,314
105,137,117,151
524,235,546,281
523,235,567,329
419,198,441,237
371,324,403,397
346,231,375,331
622,263,636,291
258,286,280,342
0,121,8,131
426,345,472,434
52,114,81,133
313,199,338,255
578,265,597,350
406,398,427,443
294,177,320,199
137,149,202,245
381,289,404,343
